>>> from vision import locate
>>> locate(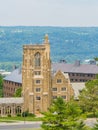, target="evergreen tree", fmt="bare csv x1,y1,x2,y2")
41,97,87,130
